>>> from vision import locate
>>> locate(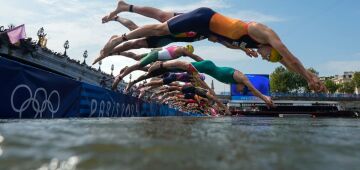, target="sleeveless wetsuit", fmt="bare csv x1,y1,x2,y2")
163,72,206,84
145,33,206,48
139,46,180,67
167,7,260,48
181,85,208,98
190,60,237,84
